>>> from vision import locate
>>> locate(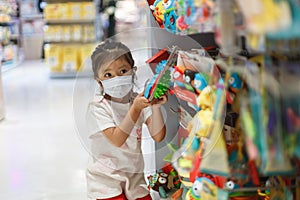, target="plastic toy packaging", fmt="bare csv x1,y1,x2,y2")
147,163,181,198
277,61,300,160
147,0,216,34
144,46,178,101
177,0,215,34
164,48,231,199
